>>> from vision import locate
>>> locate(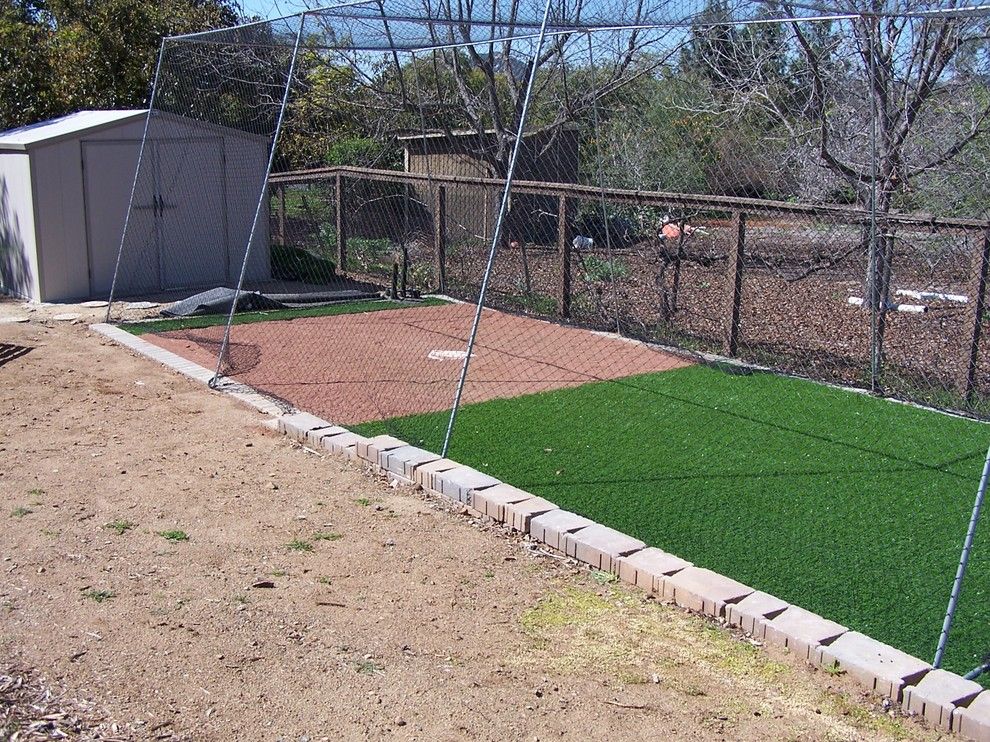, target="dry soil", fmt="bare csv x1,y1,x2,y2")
0,299,945,741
